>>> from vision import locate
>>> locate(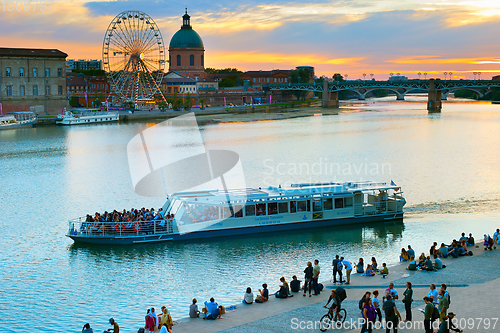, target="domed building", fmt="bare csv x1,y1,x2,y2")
168,9,205,76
